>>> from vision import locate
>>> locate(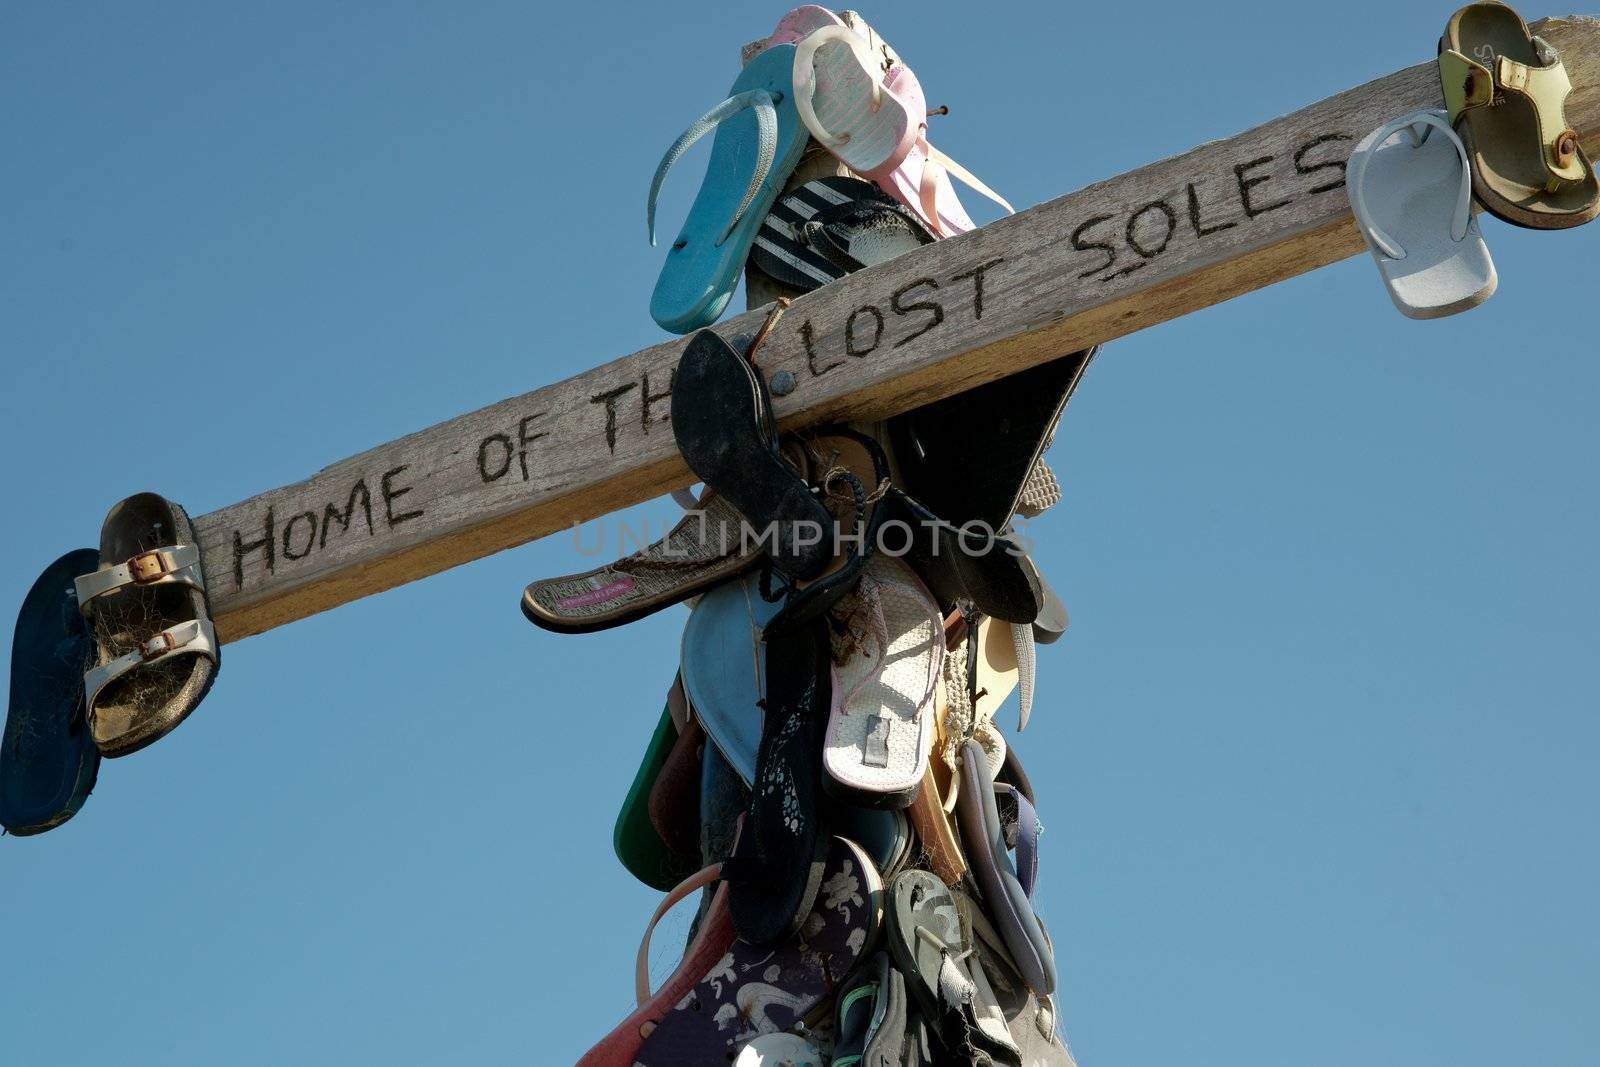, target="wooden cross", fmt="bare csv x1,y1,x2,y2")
190,15,1600,644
